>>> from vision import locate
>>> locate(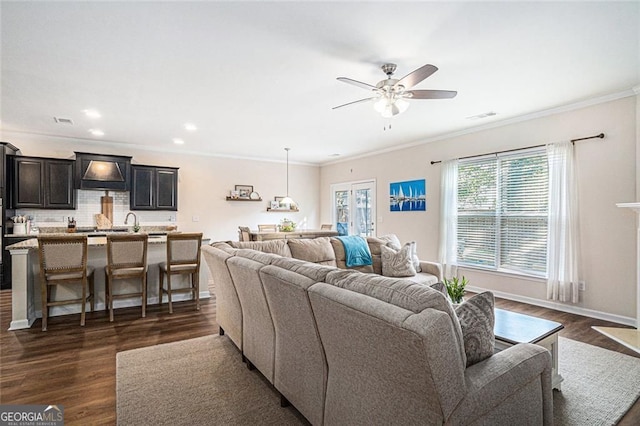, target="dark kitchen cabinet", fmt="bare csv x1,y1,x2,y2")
130,165,178,211
12,157,75,209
